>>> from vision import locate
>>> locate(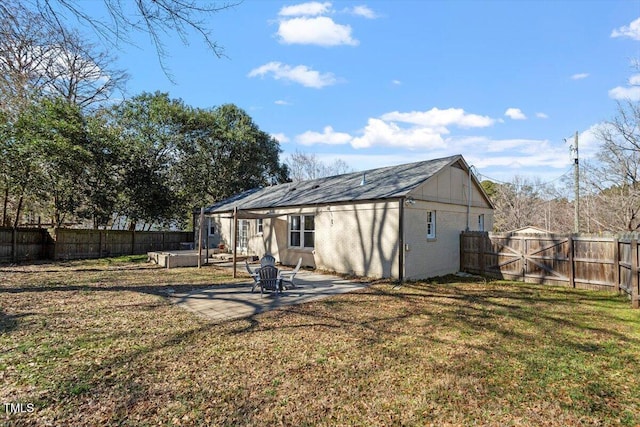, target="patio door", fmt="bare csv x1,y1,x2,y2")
237,220,249,253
